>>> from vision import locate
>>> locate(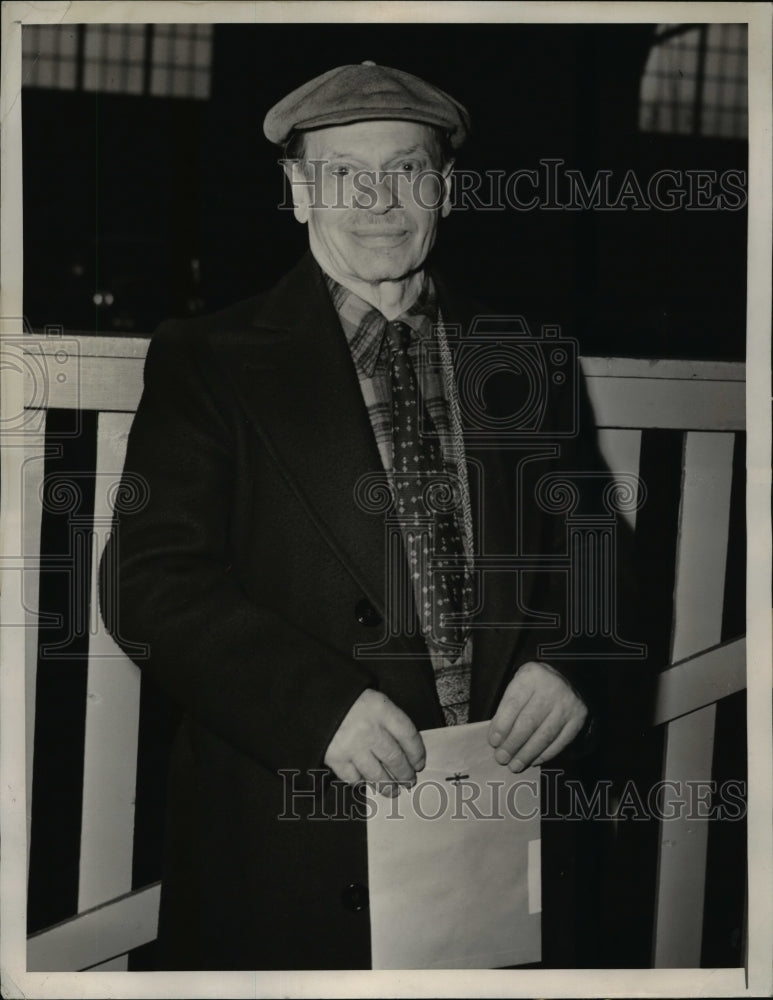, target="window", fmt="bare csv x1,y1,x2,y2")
22,24,79,90
639,23,747,139
83,24,146,95
150,24,212,99
22,23,213,100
